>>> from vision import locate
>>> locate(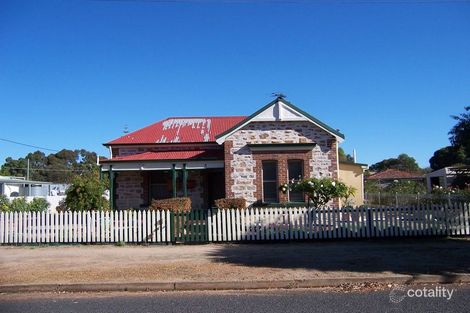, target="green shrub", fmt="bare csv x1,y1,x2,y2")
214,198,246,209
28,198,49,212
65,172,109,211
149,197,192,213
0,195,10,212
290,177,355,208
9,198,29,212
